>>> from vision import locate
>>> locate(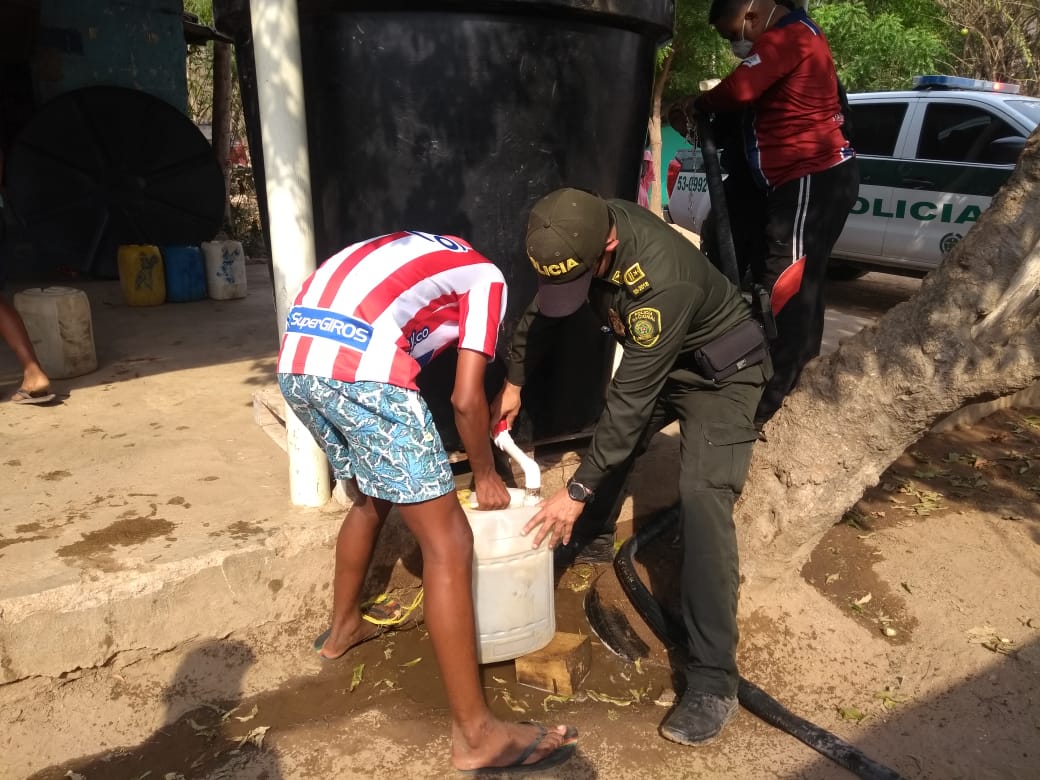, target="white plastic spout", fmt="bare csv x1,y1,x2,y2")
493,425,542,494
